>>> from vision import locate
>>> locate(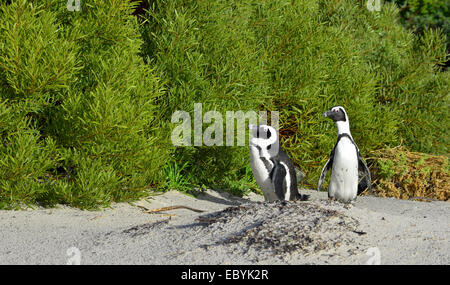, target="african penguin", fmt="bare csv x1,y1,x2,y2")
249,124,308,202
317,106,372,203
